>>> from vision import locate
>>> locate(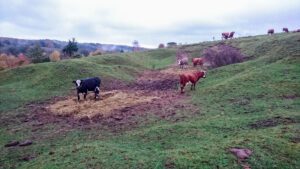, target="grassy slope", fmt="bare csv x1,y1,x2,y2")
0,33,299,169
0,49,176,112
